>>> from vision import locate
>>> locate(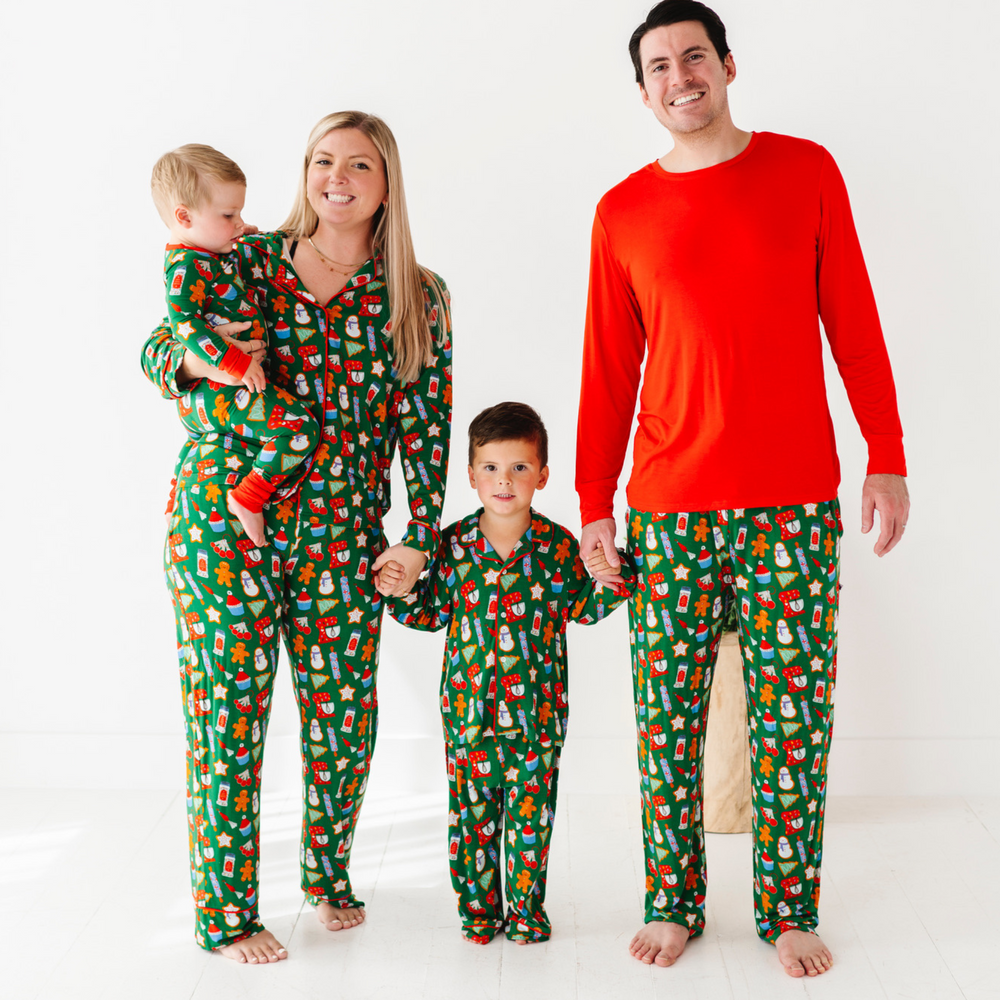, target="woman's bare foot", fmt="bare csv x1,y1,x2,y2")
227,491,265,547
629,921,690,967
217,929,287,964
775,929,833,977
315,900,366,931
